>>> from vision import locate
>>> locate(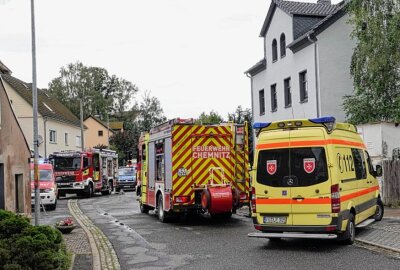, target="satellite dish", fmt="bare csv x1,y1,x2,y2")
37,135,44,145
